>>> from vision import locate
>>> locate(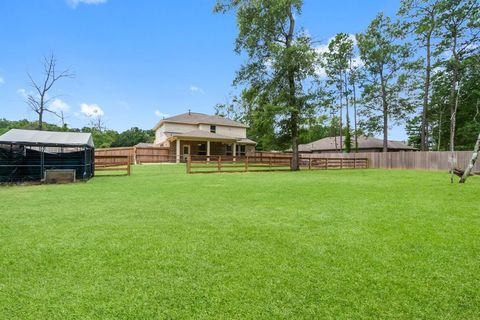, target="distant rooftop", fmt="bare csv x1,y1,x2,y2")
154,112,248,130
299,135,415,152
